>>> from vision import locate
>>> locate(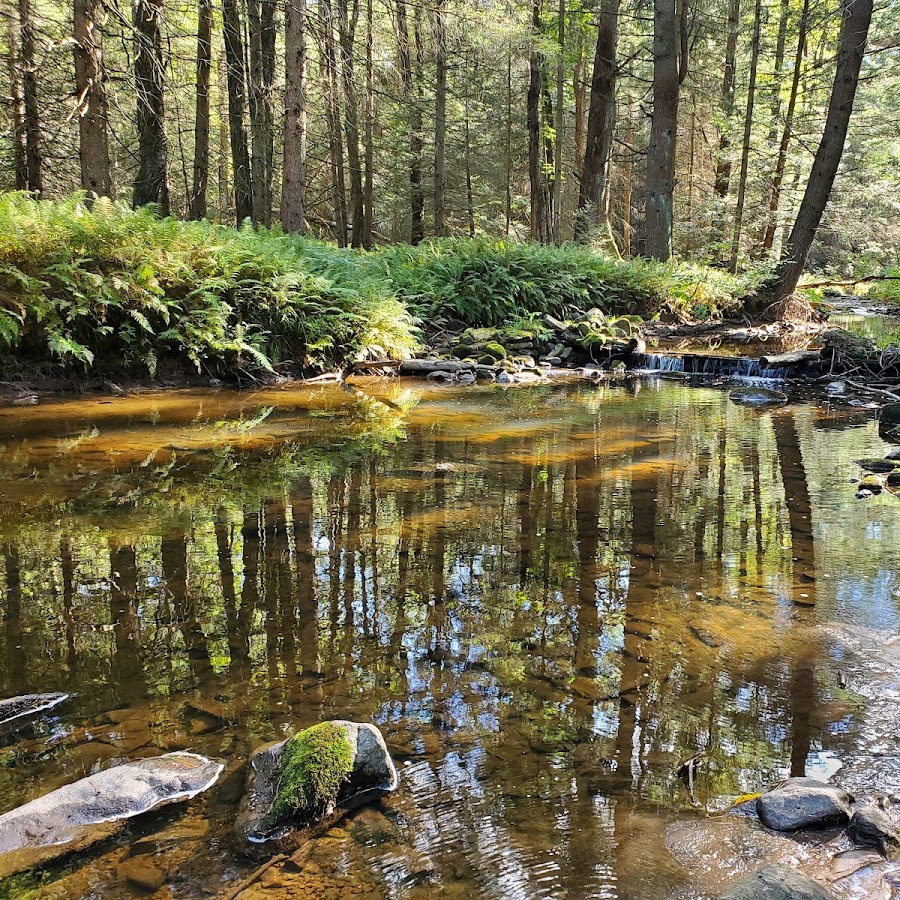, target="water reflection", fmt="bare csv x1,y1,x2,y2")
0,381,898,898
